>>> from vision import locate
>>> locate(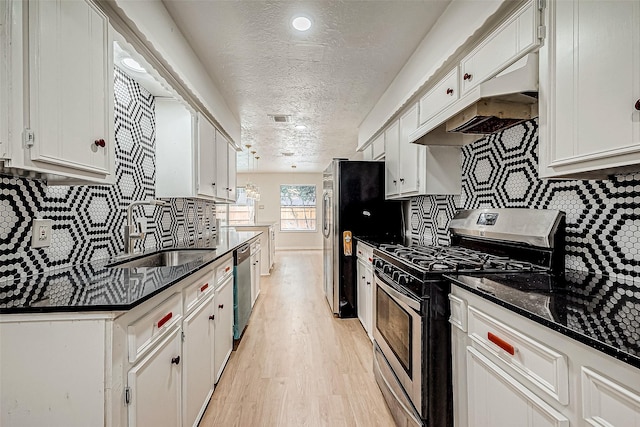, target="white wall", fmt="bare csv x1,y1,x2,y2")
237,173,323,250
